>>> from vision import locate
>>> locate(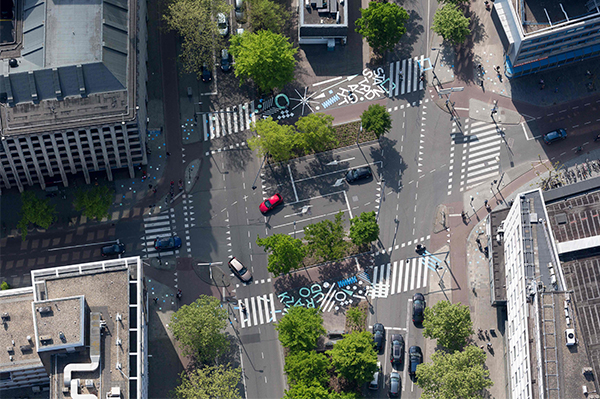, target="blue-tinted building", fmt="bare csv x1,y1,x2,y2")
494,0,600,78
